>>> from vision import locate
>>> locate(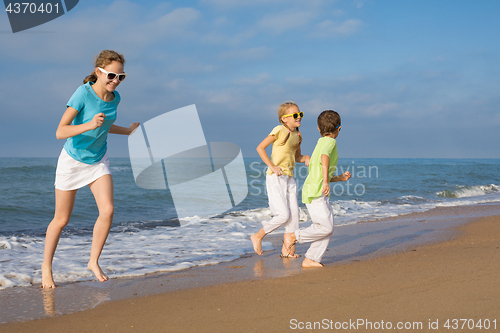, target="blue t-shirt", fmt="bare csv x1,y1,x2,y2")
63,82,119,164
